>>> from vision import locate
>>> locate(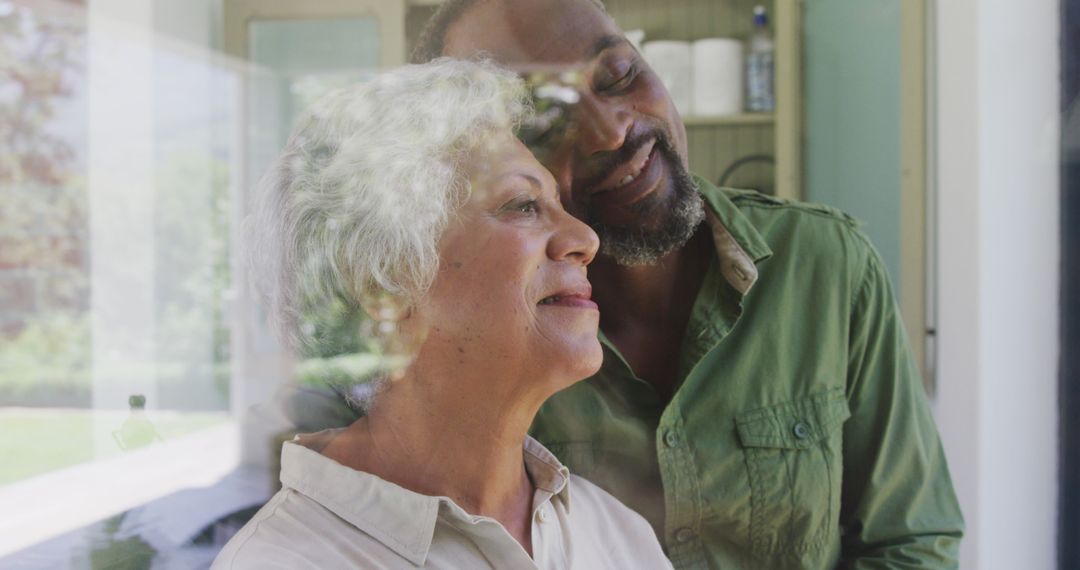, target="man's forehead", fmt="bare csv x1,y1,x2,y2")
442,0,621,65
